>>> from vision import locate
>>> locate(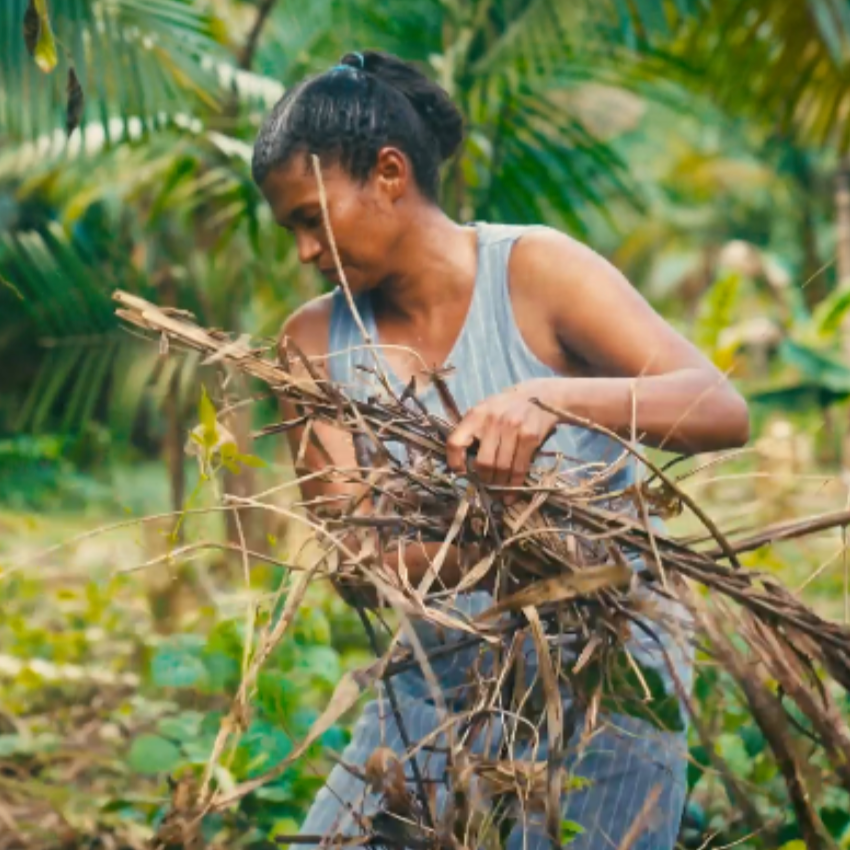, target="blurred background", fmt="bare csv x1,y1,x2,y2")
3,1,850,847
